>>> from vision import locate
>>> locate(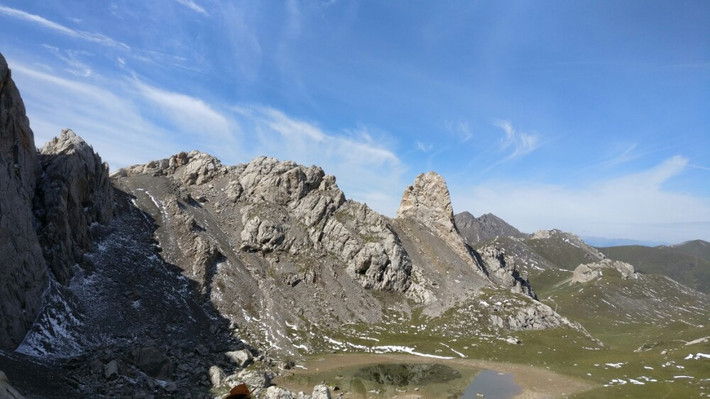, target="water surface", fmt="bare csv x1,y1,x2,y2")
460,369,522,399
